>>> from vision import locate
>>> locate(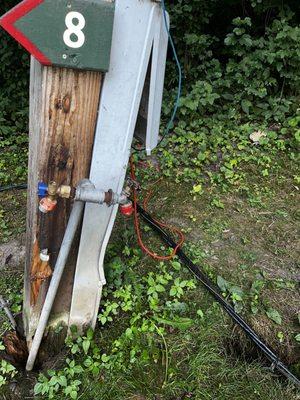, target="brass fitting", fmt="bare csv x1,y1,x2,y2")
47,181,58,200
57,185,72,199
38,181,72,213
39,181,58,214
